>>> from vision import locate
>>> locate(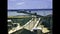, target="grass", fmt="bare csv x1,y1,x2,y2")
11,28,36,34
8,16,32,18
11,18,32,26
8,16,32,32
8,18,32,26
